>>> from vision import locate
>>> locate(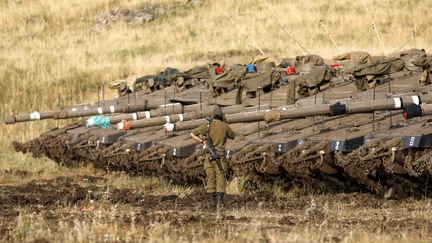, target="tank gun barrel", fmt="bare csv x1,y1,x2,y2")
4,98,172,124
4,103,98,124
166,94,430,132
116,104,265,131
54,99,168,119
87,103,219,128
276,95,425,120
